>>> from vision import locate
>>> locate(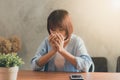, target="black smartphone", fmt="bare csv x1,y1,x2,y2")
70,74,84,80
